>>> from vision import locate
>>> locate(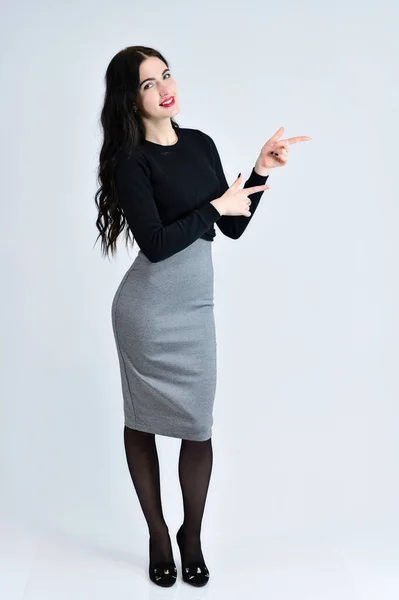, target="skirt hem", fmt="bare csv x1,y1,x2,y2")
124,419,212,442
